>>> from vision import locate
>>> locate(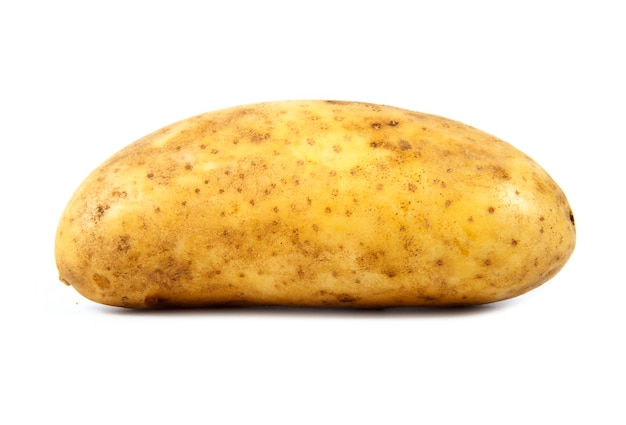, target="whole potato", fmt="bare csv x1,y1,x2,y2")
55,100,575,308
